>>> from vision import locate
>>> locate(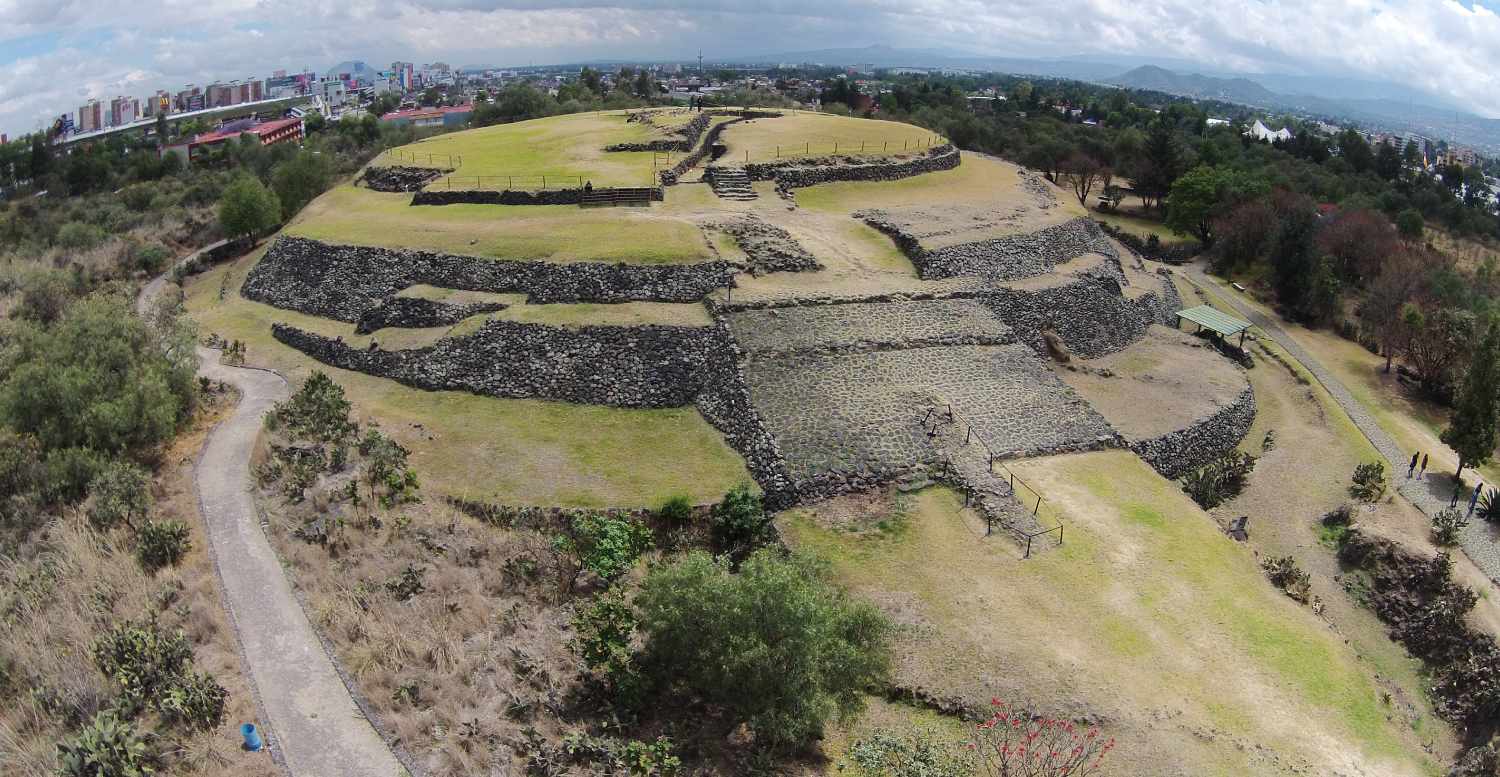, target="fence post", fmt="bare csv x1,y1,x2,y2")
988,454,994,472
922,408,932,426
1058,524,1064,546
1024,536,1032,559
965,426,971,444
1034,496,1042,516
542,175,547,189
805,142,809,155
